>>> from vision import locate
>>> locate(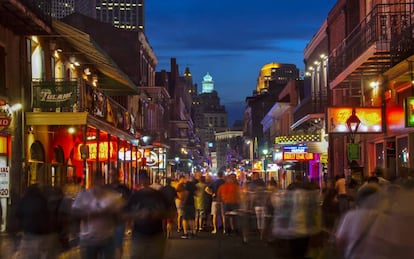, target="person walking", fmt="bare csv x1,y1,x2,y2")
125,172,170,259
175,175,186,233
160,177,178,239
106,167,131,259
335,174,349,215
72,172,124,259
14,184,64,259
217,173,241,235
194,175,208,232
181,174,197,239
205,170,226,234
